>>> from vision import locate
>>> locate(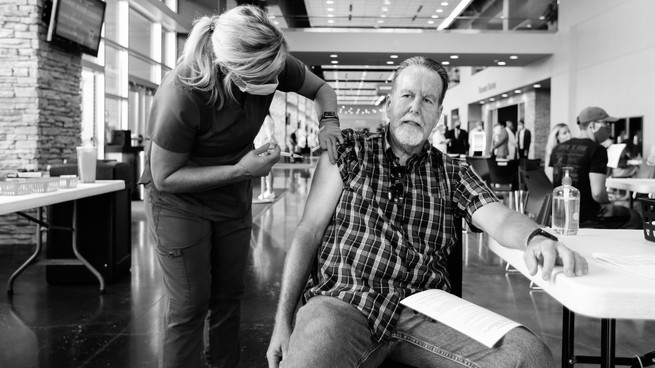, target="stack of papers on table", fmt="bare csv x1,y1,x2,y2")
593,253,655,281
